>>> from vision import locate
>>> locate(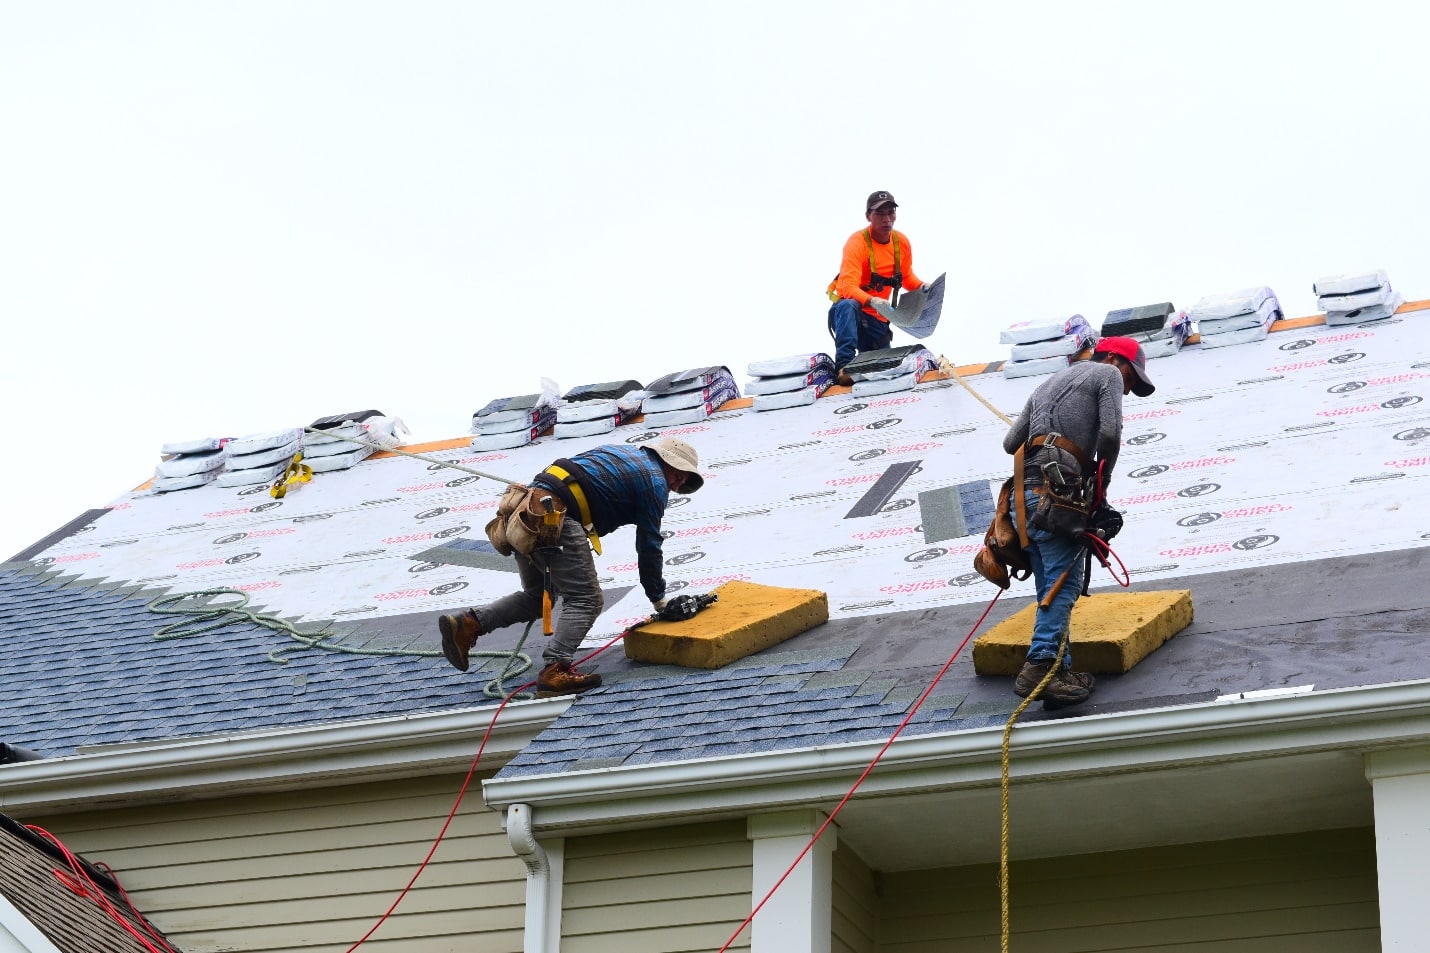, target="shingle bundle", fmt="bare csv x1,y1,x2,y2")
1314,270,1404,326
1189,286,1281,349
471,390,559,451
745,353,835,412
554,380,646,438
1101,302,1192,359
844,345,938,396
304,412,381,472
153,437,228,493
215,428,304,487
640,366,739,427
1000,314,1096,378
